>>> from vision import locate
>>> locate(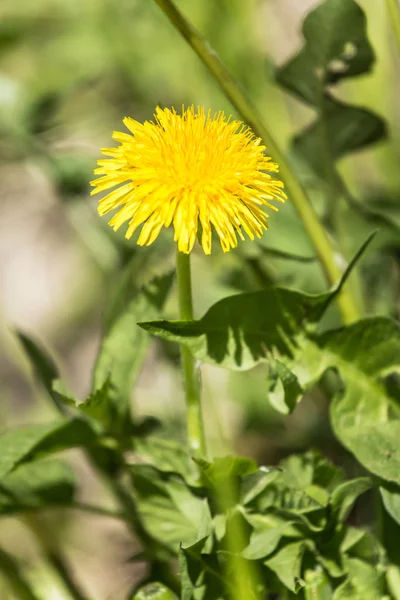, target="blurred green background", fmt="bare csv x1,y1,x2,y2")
0,0,399,597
